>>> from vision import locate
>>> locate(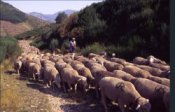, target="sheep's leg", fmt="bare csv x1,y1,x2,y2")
95,84,99,98
17,69,19,75
101,92,108,112
68,83,72,92
33,73,36,81
74,83,78,93
63,82,67,93
52,82,55,91
48,81,52,87
118,100,126,112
